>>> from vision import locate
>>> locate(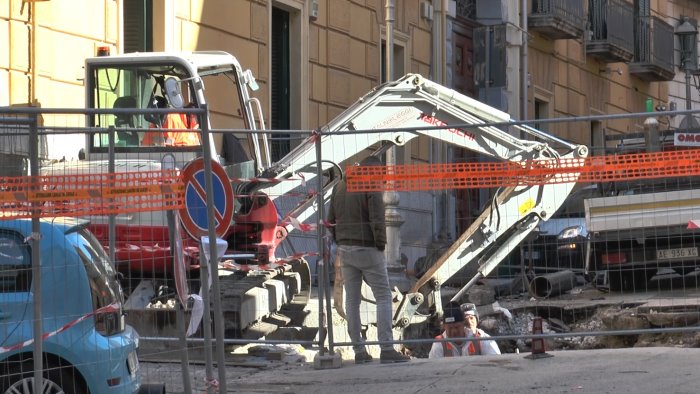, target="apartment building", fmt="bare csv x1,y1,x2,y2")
2,0,699,273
